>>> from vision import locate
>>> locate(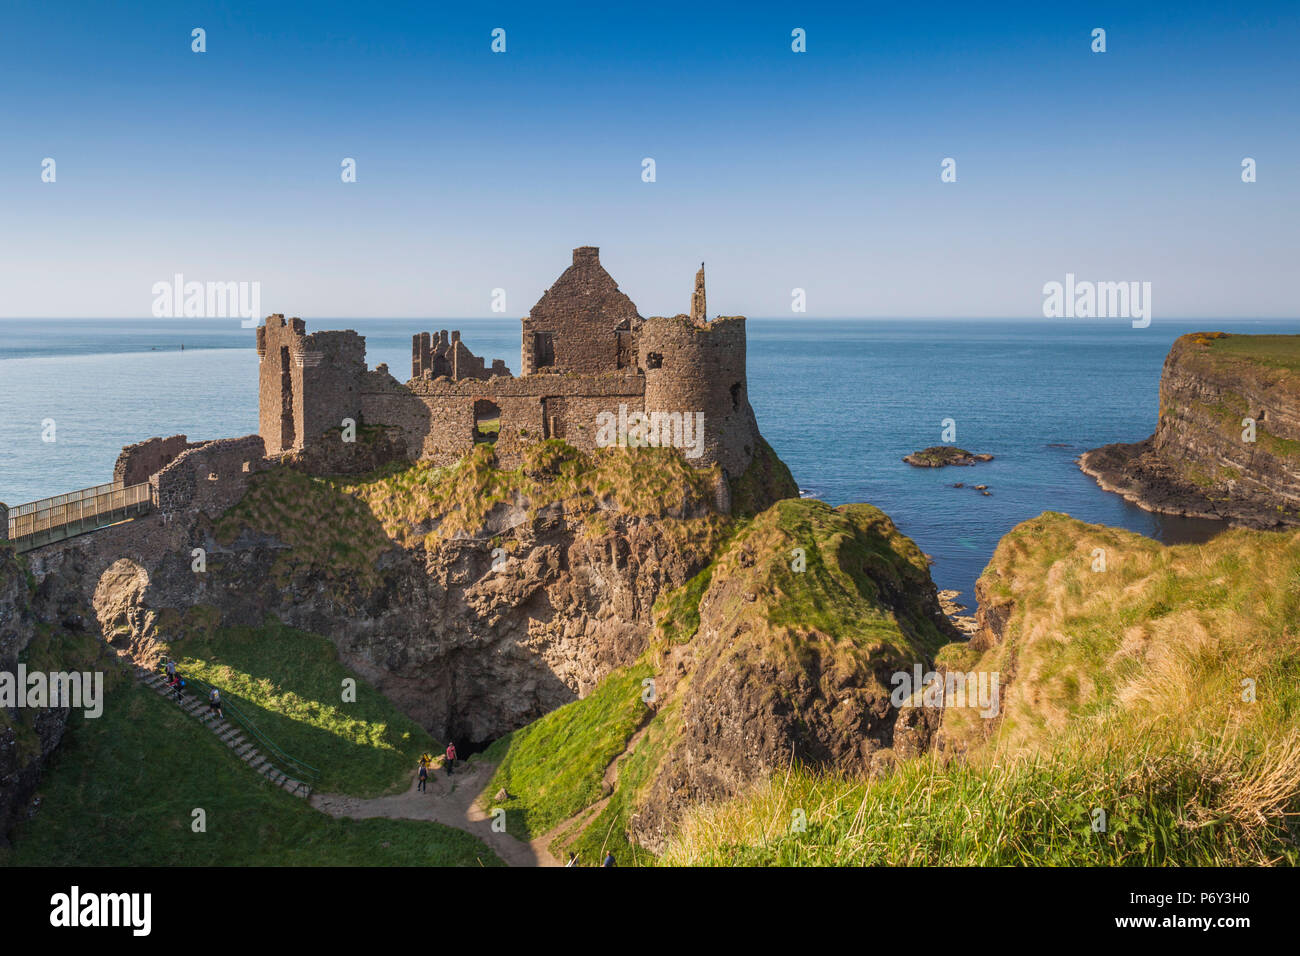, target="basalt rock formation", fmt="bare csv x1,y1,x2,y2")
1080,332,1300,528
